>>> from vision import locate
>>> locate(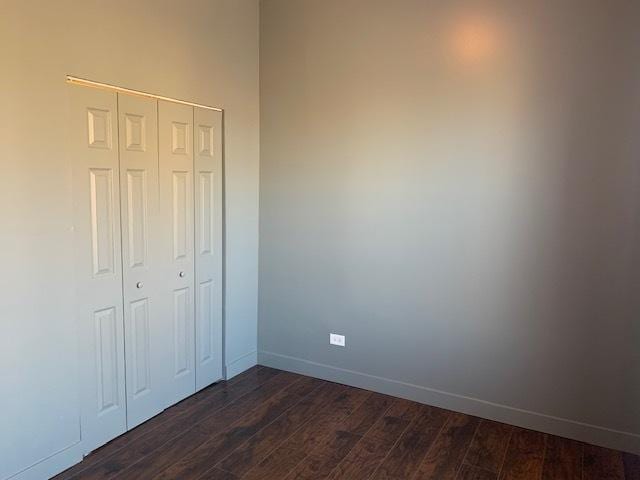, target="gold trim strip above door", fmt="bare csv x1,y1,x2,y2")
66,76,223,112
